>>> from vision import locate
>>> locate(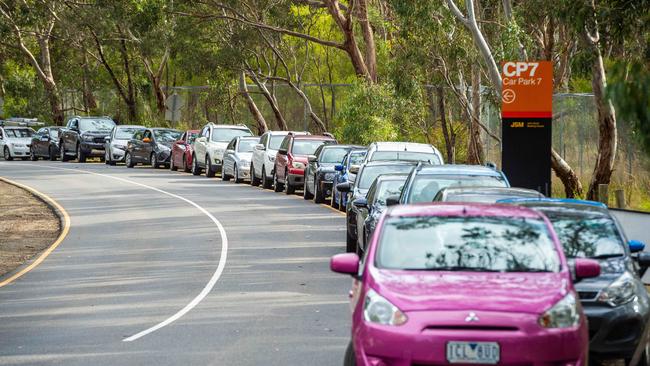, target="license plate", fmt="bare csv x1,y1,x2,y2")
446,342,500,364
